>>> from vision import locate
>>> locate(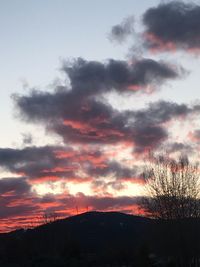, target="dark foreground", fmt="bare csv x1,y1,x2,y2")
0,211,200,267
